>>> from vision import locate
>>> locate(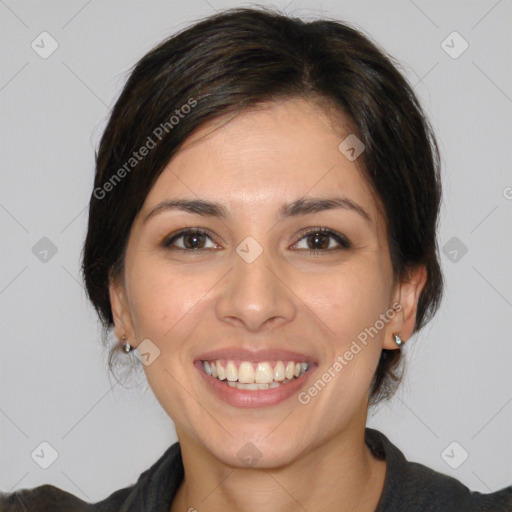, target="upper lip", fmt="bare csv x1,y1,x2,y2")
195,348,318,364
